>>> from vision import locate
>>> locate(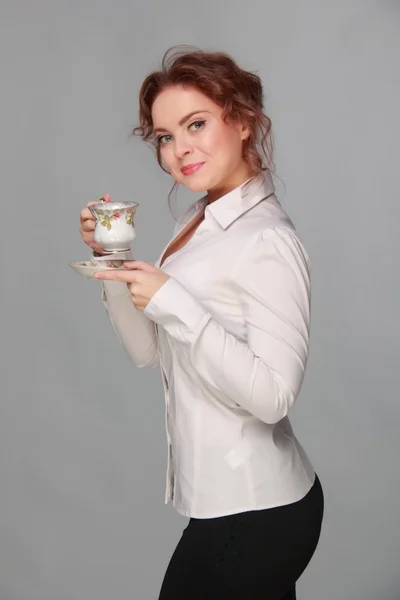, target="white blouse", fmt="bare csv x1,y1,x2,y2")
100,172,316,518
